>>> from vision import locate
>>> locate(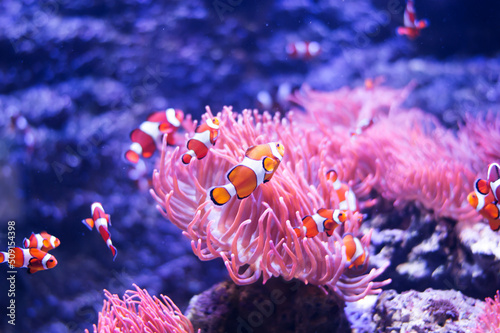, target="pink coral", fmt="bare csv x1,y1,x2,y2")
151,103,390,301
476,291,500,333
85,284,198,333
